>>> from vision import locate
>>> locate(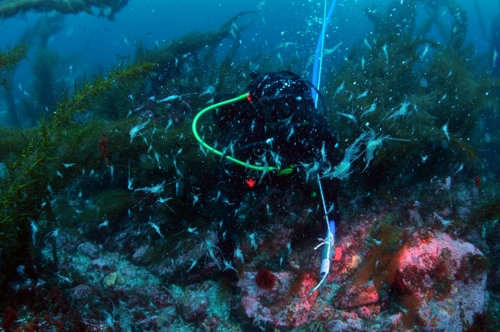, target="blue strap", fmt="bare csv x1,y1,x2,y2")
311,0,338,105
